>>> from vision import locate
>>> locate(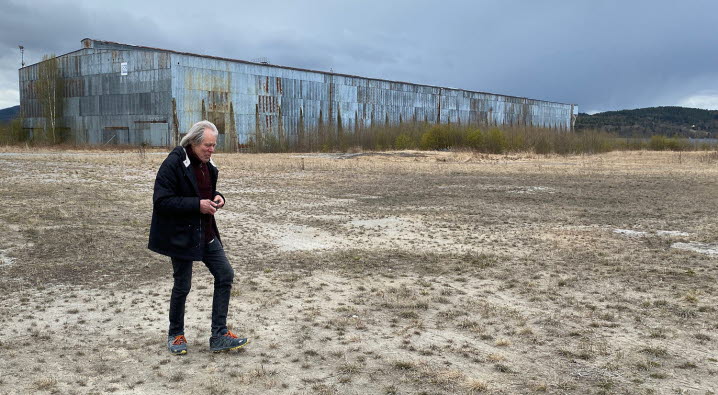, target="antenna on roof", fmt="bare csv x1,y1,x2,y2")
18,45,24,67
